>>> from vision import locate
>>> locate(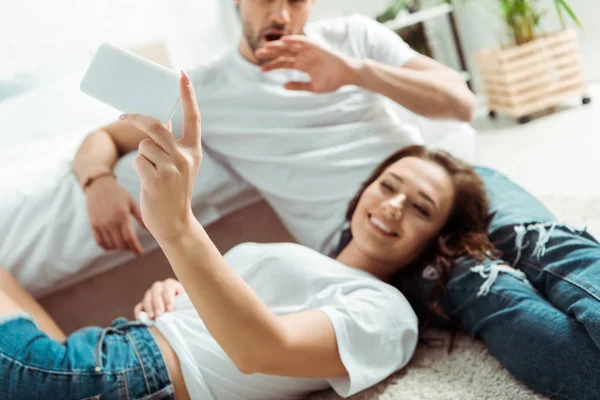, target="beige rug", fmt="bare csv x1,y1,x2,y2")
309,195,600,400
